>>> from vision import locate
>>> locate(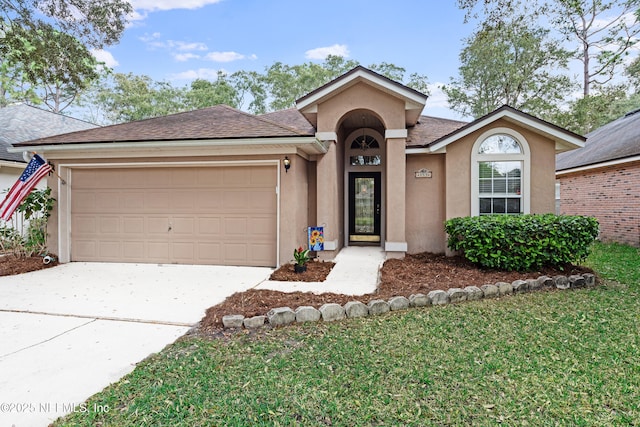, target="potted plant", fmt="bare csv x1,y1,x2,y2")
293,246,310,273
